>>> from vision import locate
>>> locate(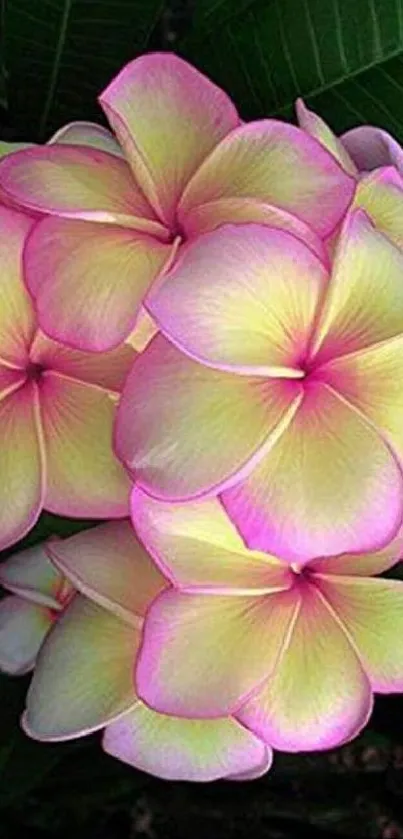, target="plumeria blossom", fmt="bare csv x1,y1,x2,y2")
22,521,272,782
131,487,403,752
116,208,403,562
0,540,73,674
297,98,403,176
0,54,354,351
0,205,133,550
